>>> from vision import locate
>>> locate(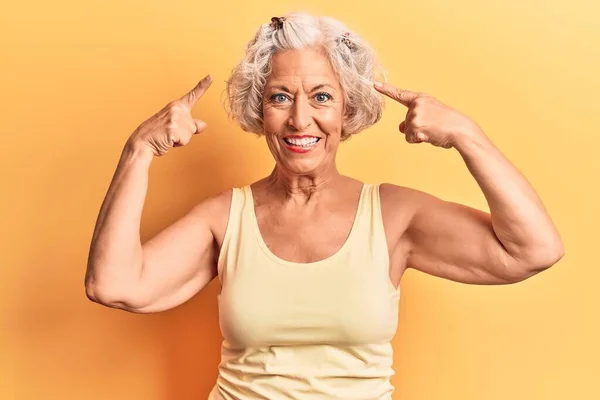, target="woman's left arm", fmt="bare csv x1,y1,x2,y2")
374,81,565,284
453,126,565,270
